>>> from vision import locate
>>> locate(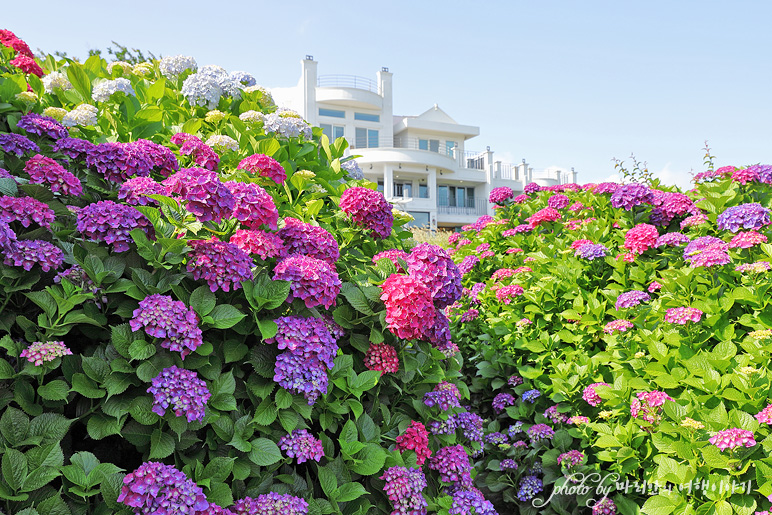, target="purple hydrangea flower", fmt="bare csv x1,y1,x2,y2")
716,203,770,233
548,194,570,209
17,113,68,140
118,462,209,514
485,431,508,445
407,243,463,308
500,459,518,471
610,183,653,210
52,137,96,161
272,255,341,310
592,497,617,515
489,187,514,204
3,239,63,271
118,177,167,206
453,411,484,443
492,392,516,413
655,232,690,247
429,445,472,485
457,254,480,275
147,365,210,422
380,467,428,515
423,311,458,357
544,405,570,424
225,181,278,230
232,493,309,515
615,290,651,310
524,182,541,194
430,417,459,436
187,239,253,292
340,186,394,238
76,200,154,252
522,389,541,403
0,133,39,156
20,341,73,366
424,381,461,410
516,475,543,502
527,423,555,443
24,154,82,196
574,243,608,260
133,139,179,177
163,168,234,223
591,182,619,194
278,429,324,463
278,217,340,264
450,488,497,515
0,195,55,229
130,294,203,359
757,164,772,183
86,141,154,183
